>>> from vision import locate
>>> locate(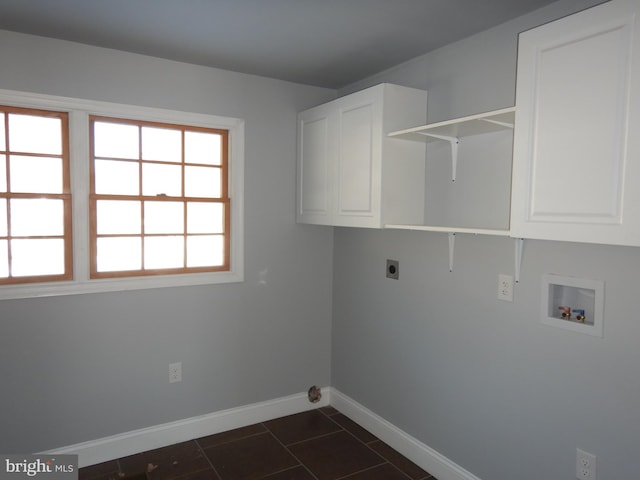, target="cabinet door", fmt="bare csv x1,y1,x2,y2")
296,104,334,225
335,90,382,227
511,0,640,246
